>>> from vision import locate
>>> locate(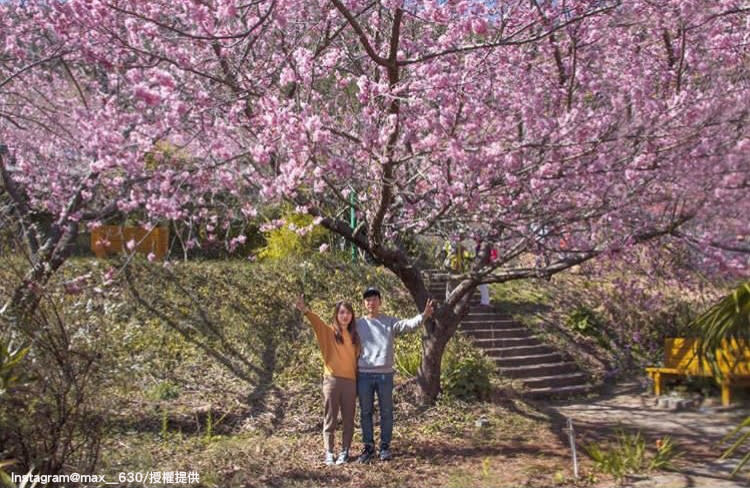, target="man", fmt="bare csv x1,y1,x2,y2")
355,287,435,463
